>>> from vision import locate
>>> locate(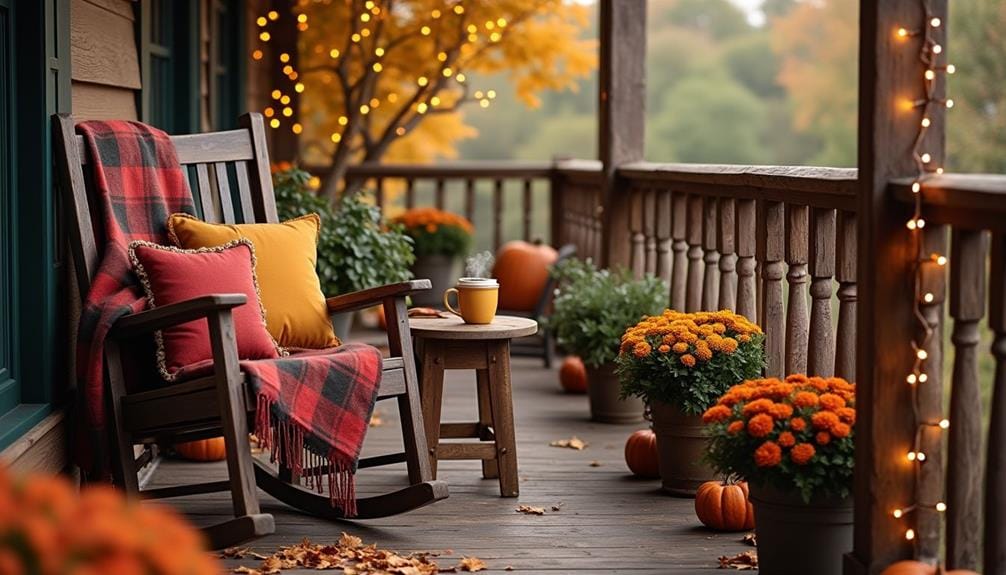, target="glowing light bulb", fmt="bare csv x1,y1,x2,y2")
437,52,447,62
907,374,917,385
917,218,926,228
936,167,944,174
946,64,956,74
917,349,928,360
932,44,943,54
479,98,490,108
936,502,947,512
256,16,267,27
360,104,370,114
907,451,917,462
252,50,263,60
330,132,341,143
442,68,453,77
395,126,406,136
918,373,928,383
280,53,290,63
330,49,341,59
925,70,936,81
280,95,291,104
906,529,916,541
467,24,478,33
338,116,348,126
360,28,370,37
923,292,934,303
490,32,501,42
936,255,947,266
271,89,282,100
417,76,428,87
352,33,361,42
897,27,909,38
267,10,279,20
282,107,293,117
921,118,931,128
474,90,484,99
282,65,293,75
456,73,466,83
939,419,950,429
946,99,955,109
454,5,464,14
291,123,302,134
263,107,275,117
269,118,280,129
917,452,927,462
921,152,932,163
893,508,903,518
430,96,441,106
259,31,271,41
387,93,398,103
375,47,385,57
373,63,383,72
907,219,918,230
497,18,507,27
912,181,922,193
294,82,305,93
431,9,441,18
930,17,942,27
487,90,497,99
369,98,380,108
360,13,370,22
297,13,307,23
417,102,428,114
